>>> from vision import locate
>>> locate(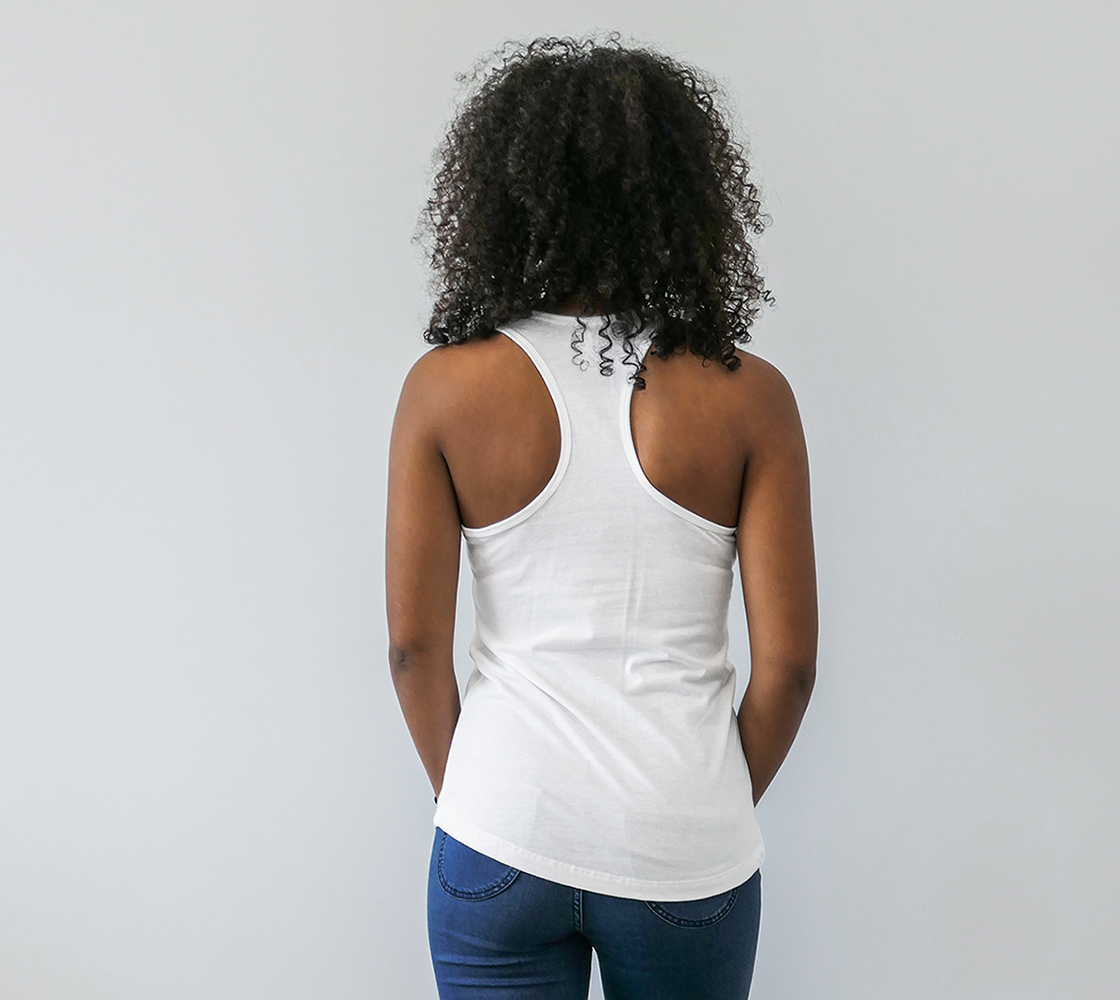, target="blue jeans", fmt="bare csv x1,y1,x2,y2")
428,827,762,999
